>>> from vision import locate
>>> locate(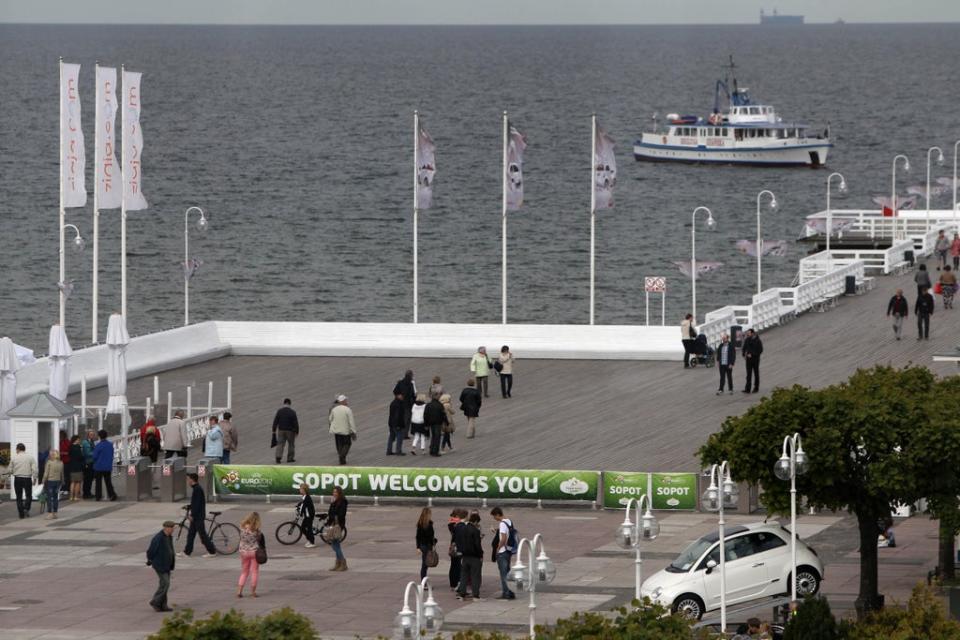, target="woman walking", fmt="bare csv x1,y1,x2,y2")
410,393,428,455
429,376,444,400
42,449,64,519
298,483,317,548
237,512,264,597
326,486,349,571
416,507,437,579
951,232,960,270
497,346,514,398
915,263,932,296
67,435,84,501
439,393,456,452
940,265,958,309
